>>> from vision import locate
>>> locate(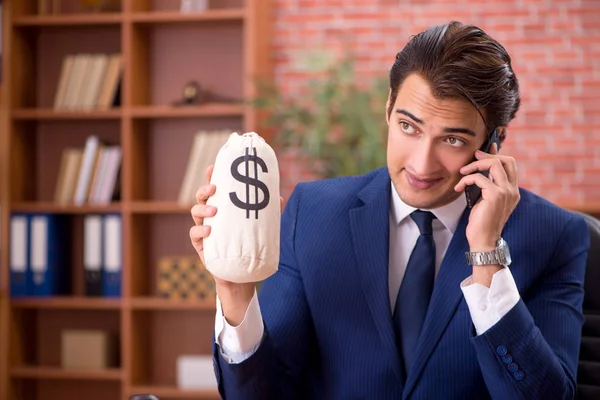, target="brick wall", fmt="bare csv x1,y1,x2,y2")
271,0,600,207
